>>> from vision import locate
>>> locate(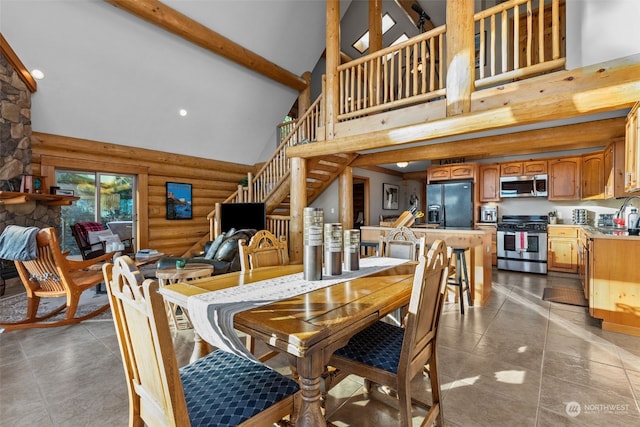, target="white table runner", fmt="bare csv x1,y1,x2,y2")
187,257,408,360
